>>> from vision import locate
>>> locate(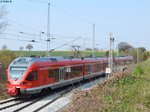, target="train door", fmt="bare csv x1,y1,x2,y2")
59,67,64,82
90,64,93,74
26,70,39,86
